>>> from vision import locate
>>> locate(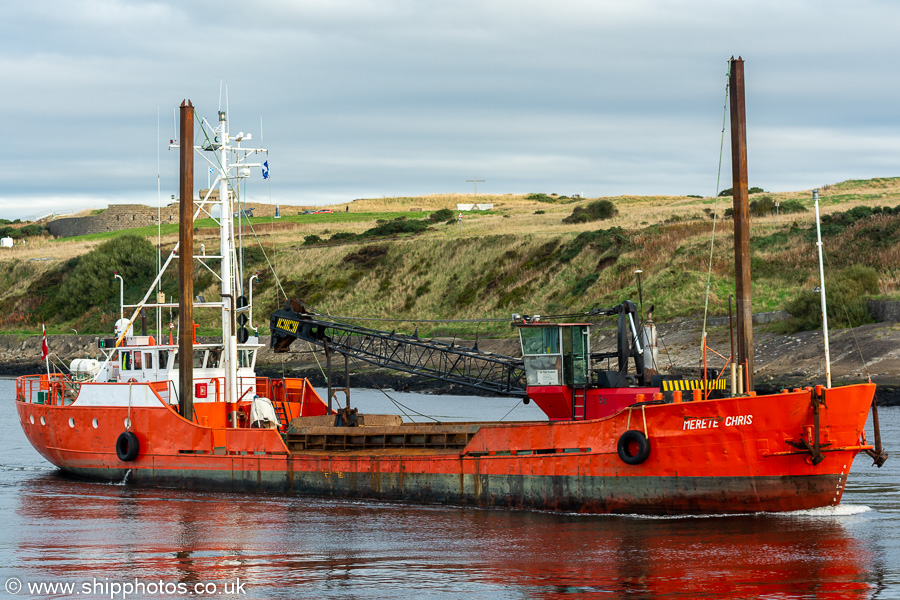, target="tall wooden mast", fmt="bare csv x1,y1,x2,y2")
729,57,753,391
178,100,194,420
